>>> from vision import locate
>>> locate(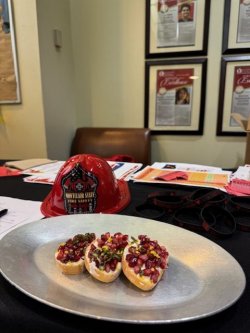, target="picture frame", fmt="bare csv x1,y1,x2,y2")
144,58,207,135
217,55,250,136
0,0,21,104
222,0,250,54
145,0,211,58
